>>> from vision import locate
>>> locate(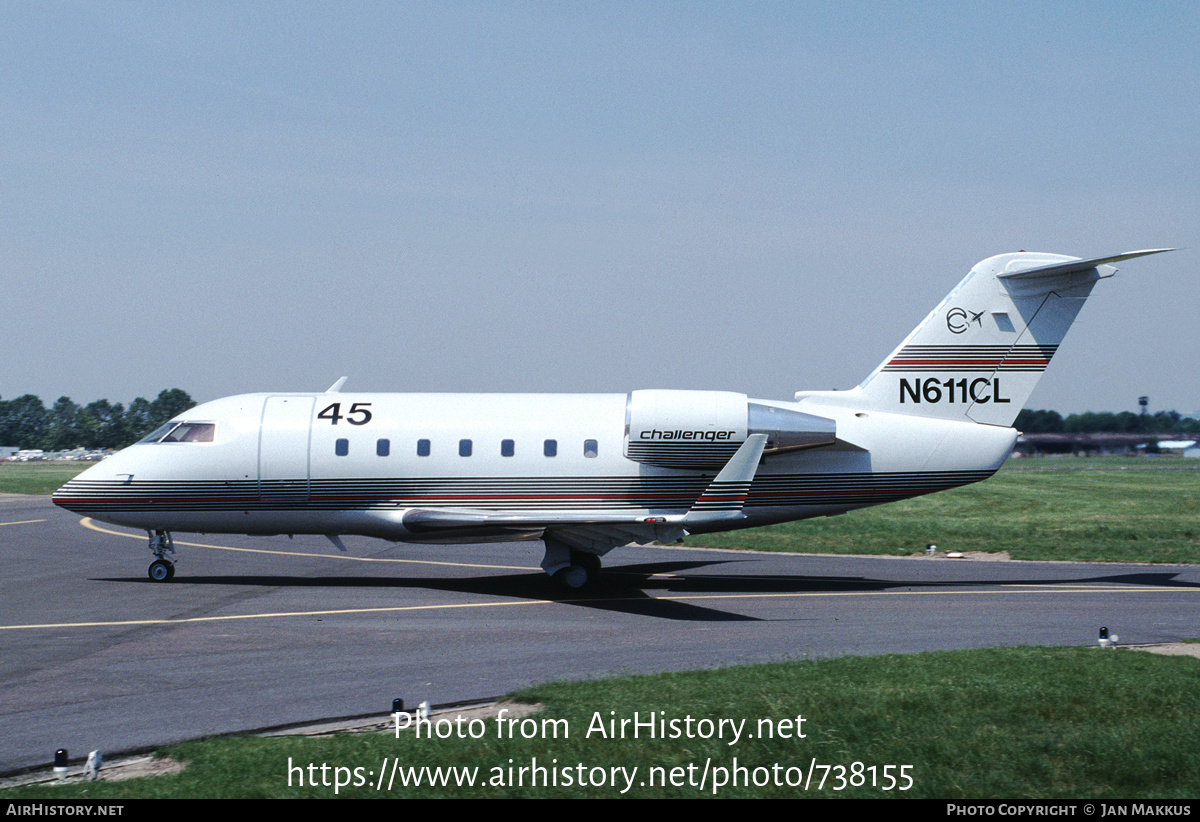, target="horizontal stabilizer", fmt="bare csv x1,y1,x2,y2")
997,248,1173,280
